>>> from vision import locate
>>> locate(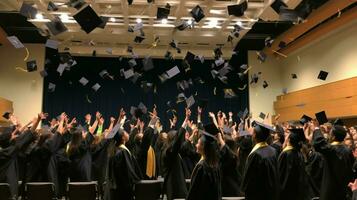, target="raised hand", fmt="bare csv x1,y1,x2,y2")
229,112,233,118
185,107,191,120
110,117,116,123
209,112,215,118
198,106,202,115
96,111,102,120
38,112,48,120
